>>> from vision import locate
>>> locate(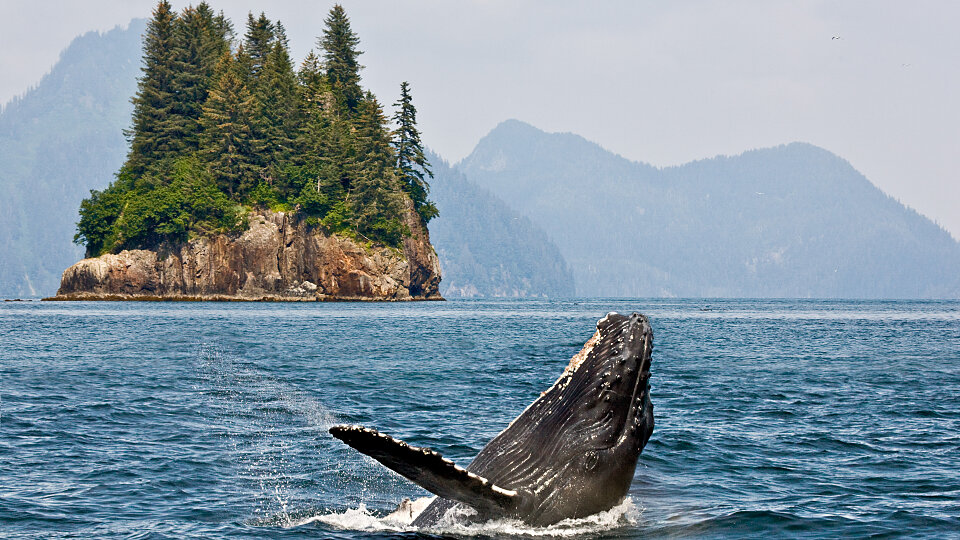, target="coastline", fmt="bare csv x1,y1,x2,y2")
42,292,444,302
